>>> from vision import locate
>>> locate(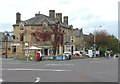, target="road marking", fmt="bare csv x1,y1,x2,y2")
52,69,70,71
0,78,3,82
2,68,71,72
35,77,41,83
46,64,74,66
90,61,101,64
